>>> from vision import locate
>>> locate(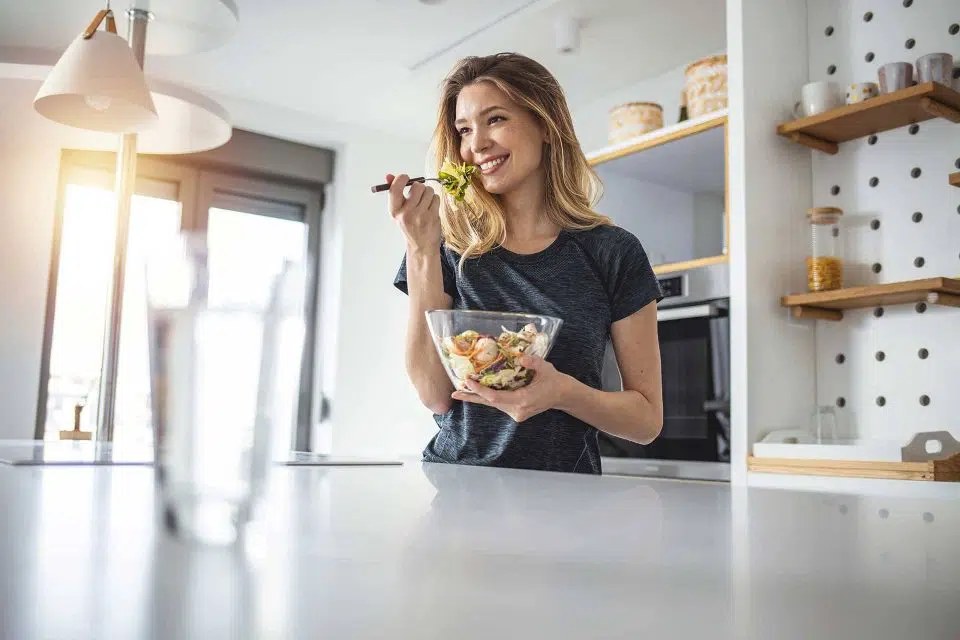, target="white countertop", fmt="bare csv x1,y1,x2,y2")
1,459,958,639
